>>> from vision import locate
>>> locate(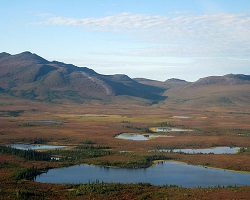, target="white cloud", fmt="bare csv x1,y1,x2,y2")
35,12,250,58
